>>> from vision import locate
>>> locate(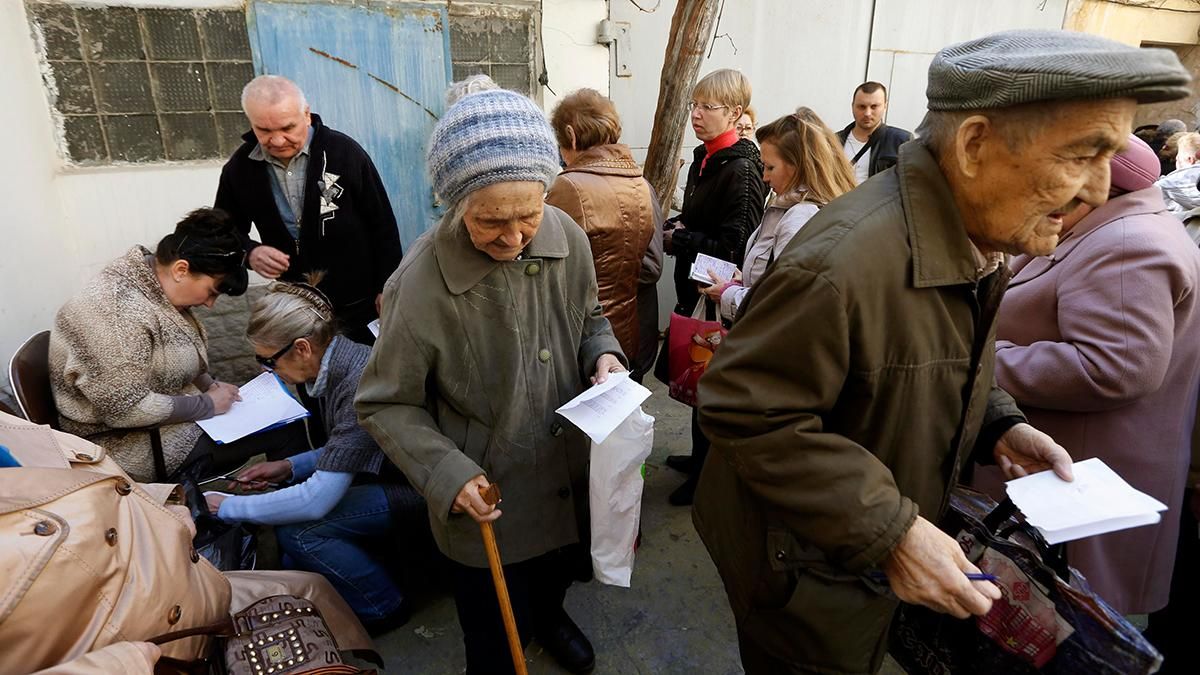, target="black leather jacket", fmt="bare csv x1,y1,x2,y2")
837,122,913,178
